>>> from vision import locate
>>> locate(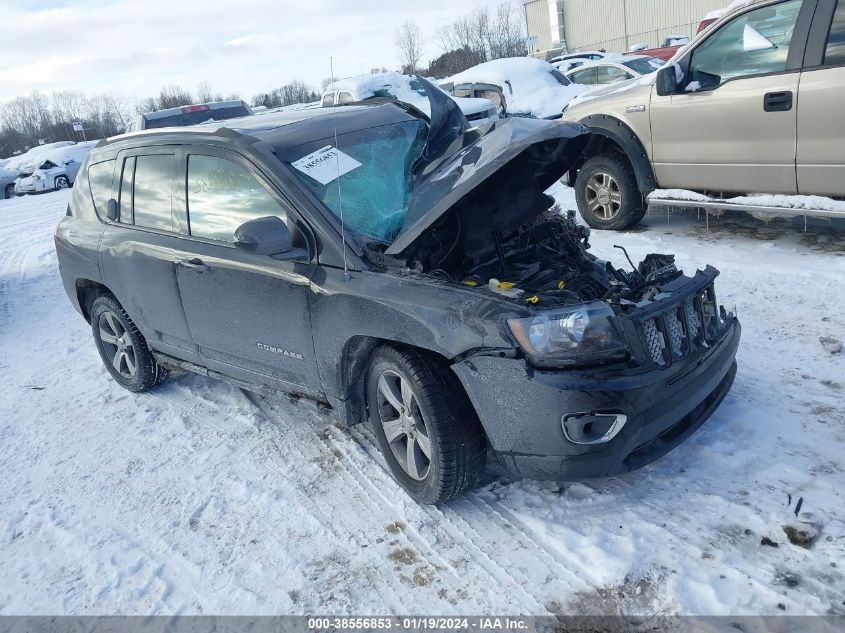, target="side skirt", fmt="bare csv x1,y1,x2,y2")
152,351,333,410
